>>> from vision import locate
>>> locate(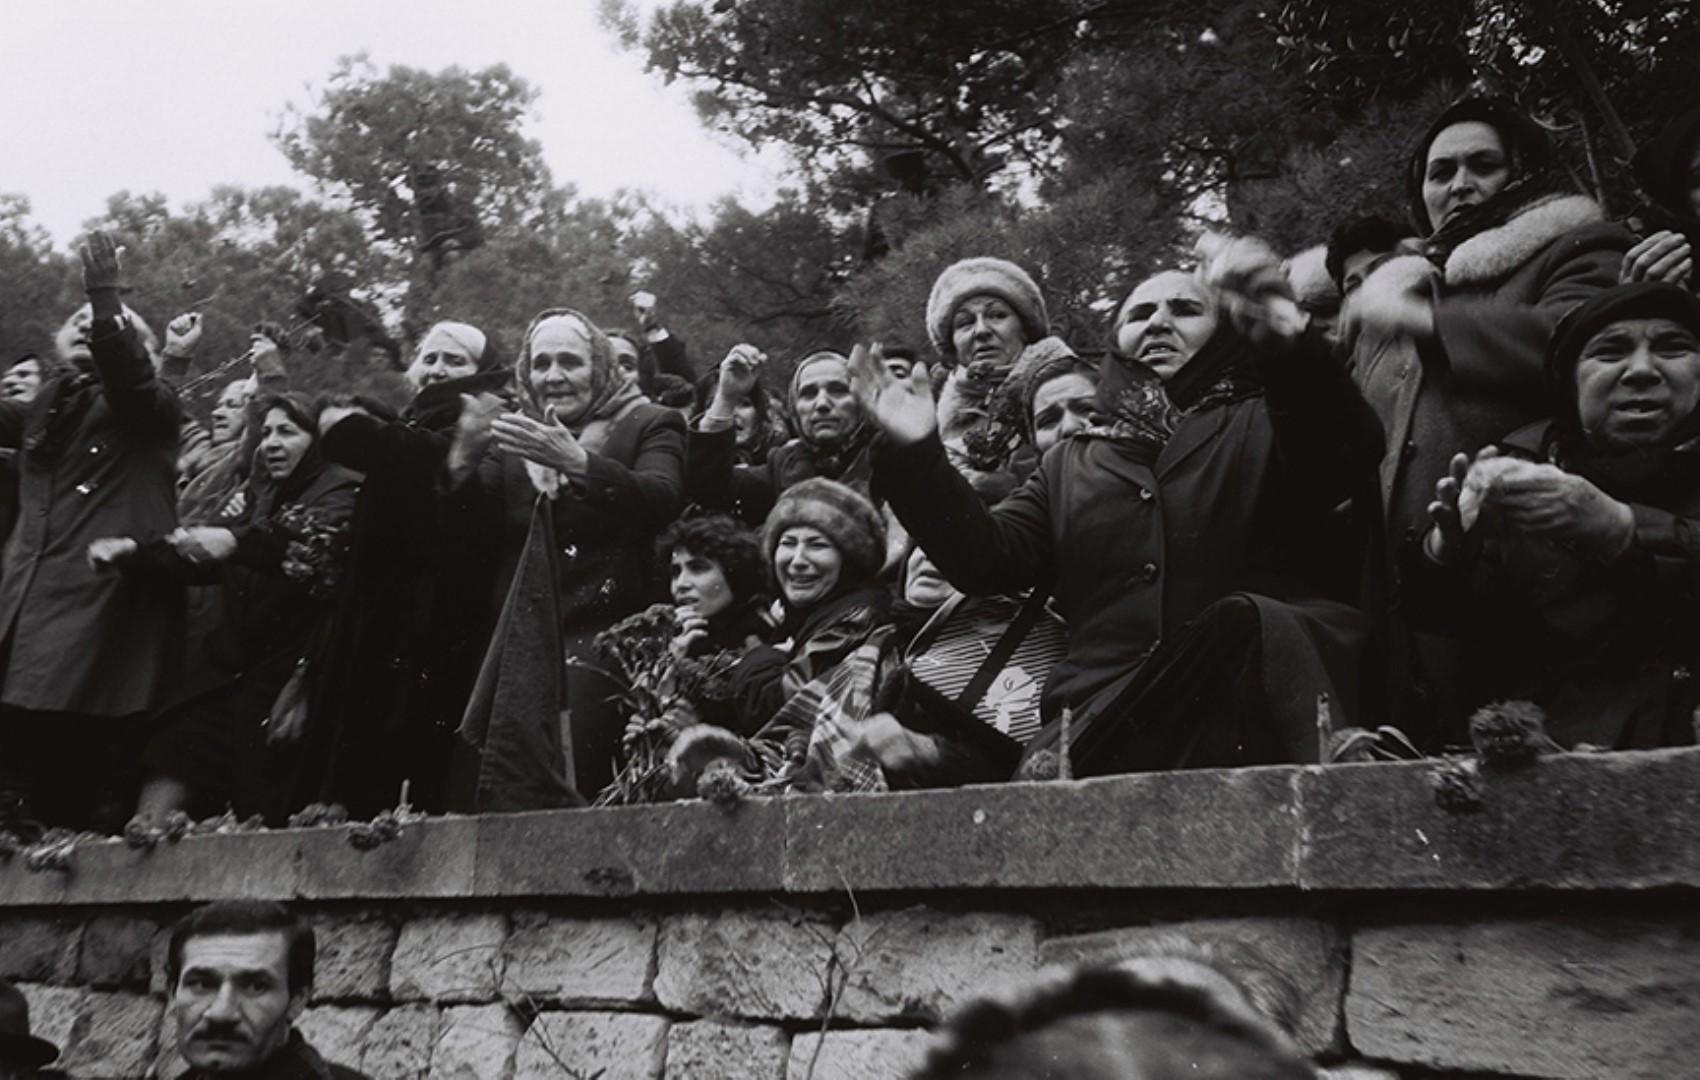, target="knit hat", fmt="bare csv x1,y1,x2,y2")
763,478,887,585
1547,280,1700,449
926,258,1049,356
